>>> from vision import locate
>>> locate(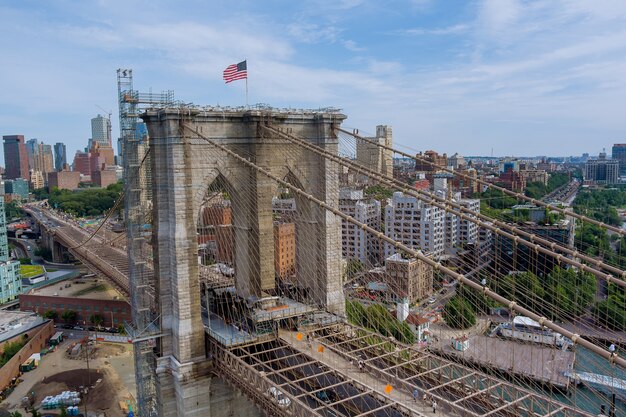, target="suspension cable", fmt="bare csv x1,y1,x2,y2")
183,122,625,370
262,124,626,290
